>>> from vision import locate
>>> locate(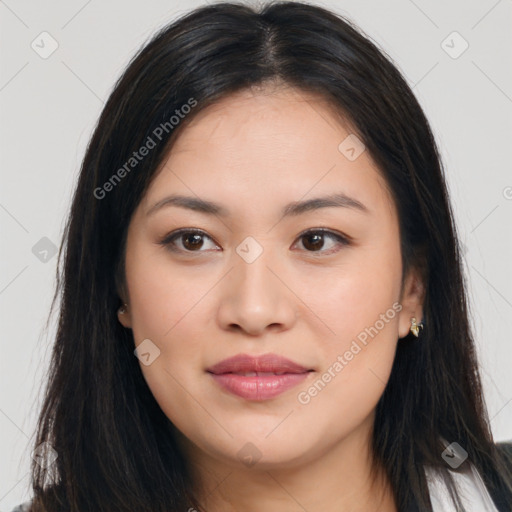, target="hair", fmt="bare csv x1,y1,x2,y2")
30,1,512,511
